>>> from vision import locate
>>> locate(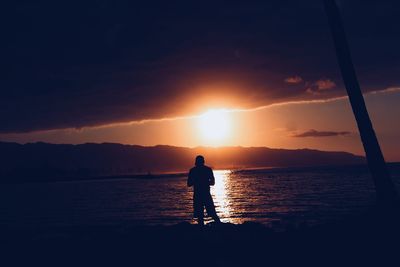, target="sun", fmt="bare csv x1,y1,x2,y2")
197,109,232,145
